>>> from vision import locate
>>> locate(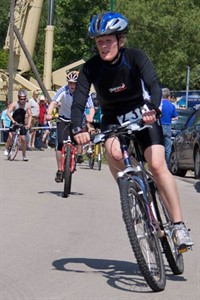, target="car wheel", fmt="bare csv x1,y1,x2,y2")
169,149,187,177
194,149,200,179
